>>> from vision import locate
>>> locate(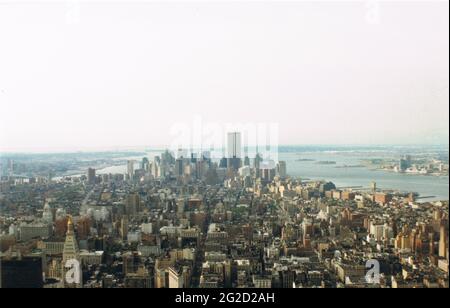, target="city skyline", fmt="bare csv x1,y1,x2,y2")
1,145,448,289
1,142,449,154
1,0,448,292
